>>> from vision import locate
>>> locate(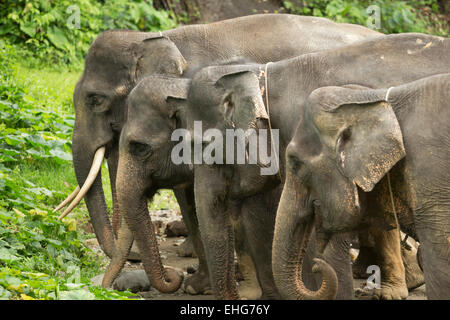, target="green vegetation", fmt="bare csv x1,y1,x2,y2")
1,0,177,68
0,44,144,300
283,0,448,36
